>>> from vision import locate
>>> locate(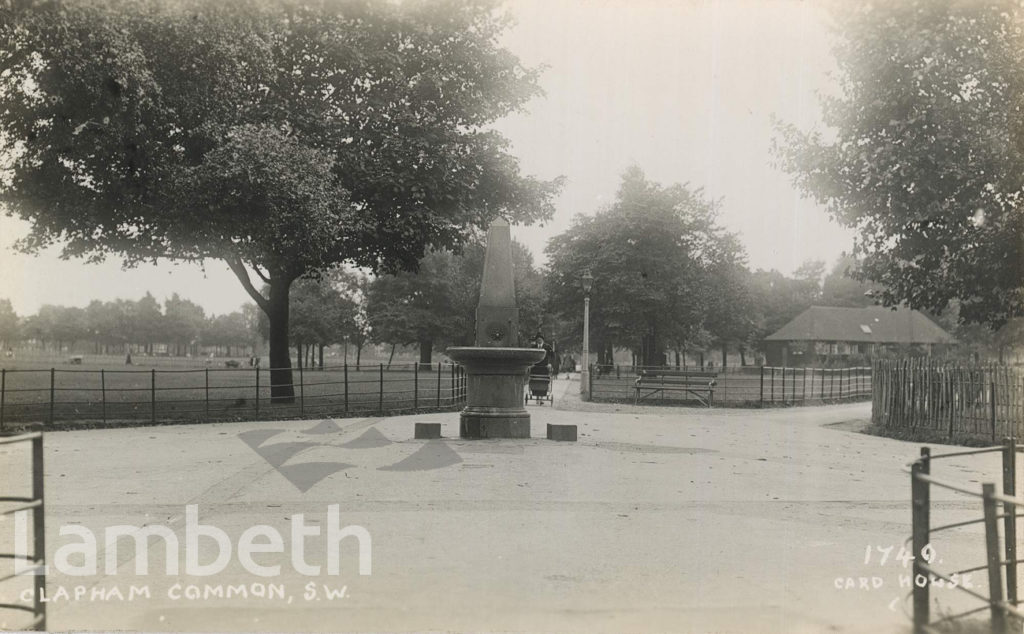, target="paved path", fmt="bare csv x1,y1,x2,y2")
0,378,1004,632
